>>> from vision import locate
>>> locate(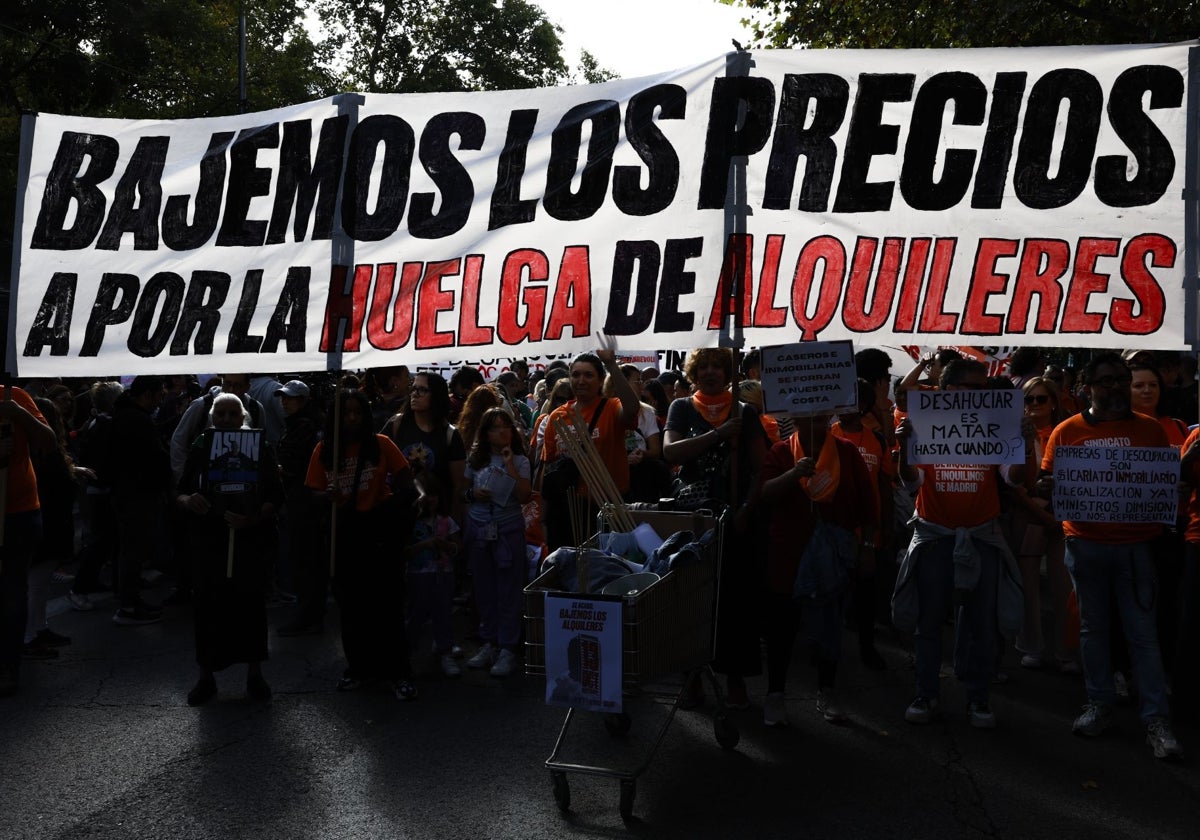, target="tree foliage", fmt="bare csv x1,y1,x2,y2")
312,0,568,92
726,0,1200,48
